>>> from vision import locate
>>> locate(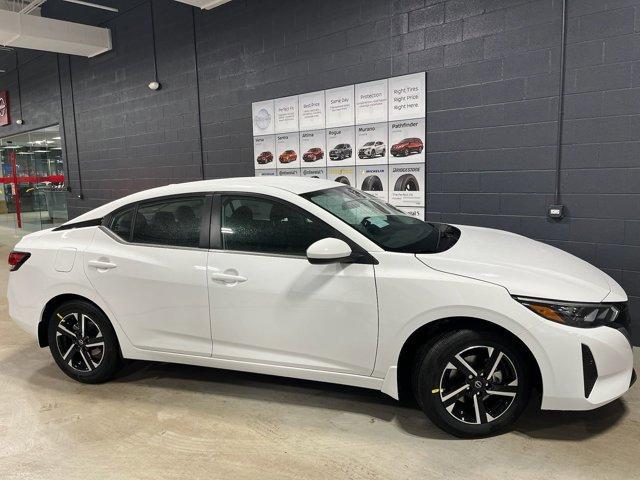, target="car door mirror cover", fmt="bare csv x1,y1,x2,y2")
306,238,353,264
